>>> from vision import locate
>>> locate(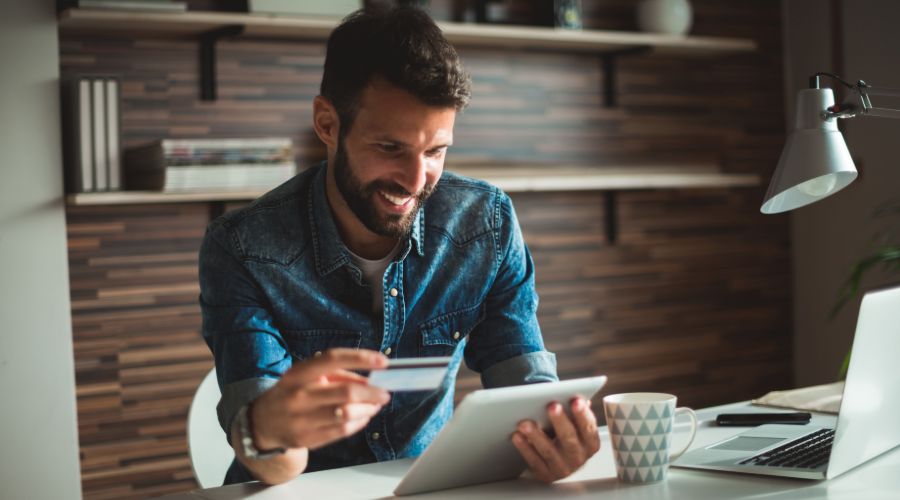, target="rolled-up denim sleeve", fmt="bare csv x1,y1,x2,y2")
465,191,559,388
480,351,558,389
199,221,291,439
